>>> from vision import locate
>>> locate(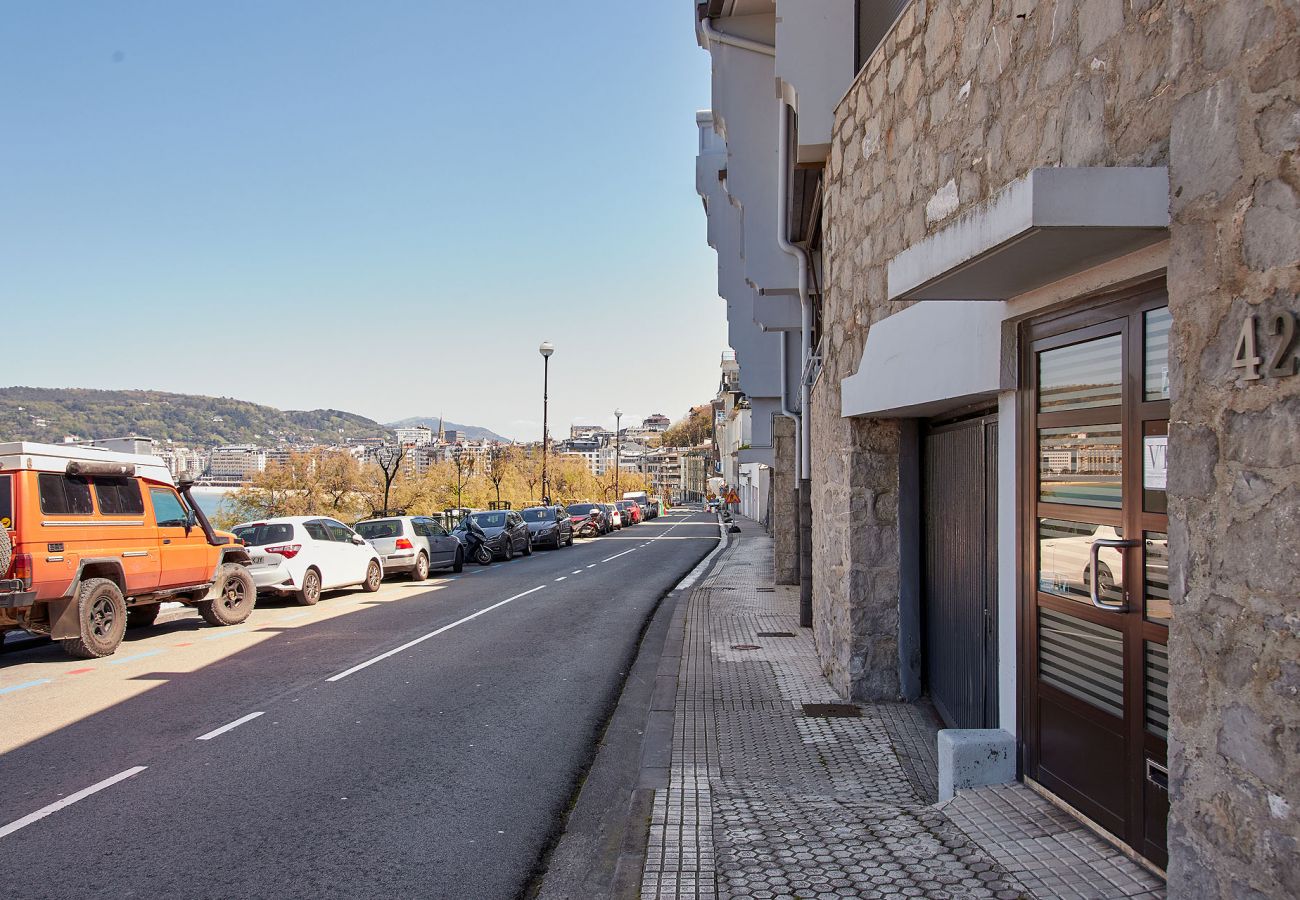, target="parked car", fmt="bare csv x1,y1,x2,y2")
616,499,642,525
355,515,464,579
603,503,623,530
566,502,608,537
623,491,655,520
233,516,383,606
453,510,533,560
520,505,574,549
0,443,256,659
